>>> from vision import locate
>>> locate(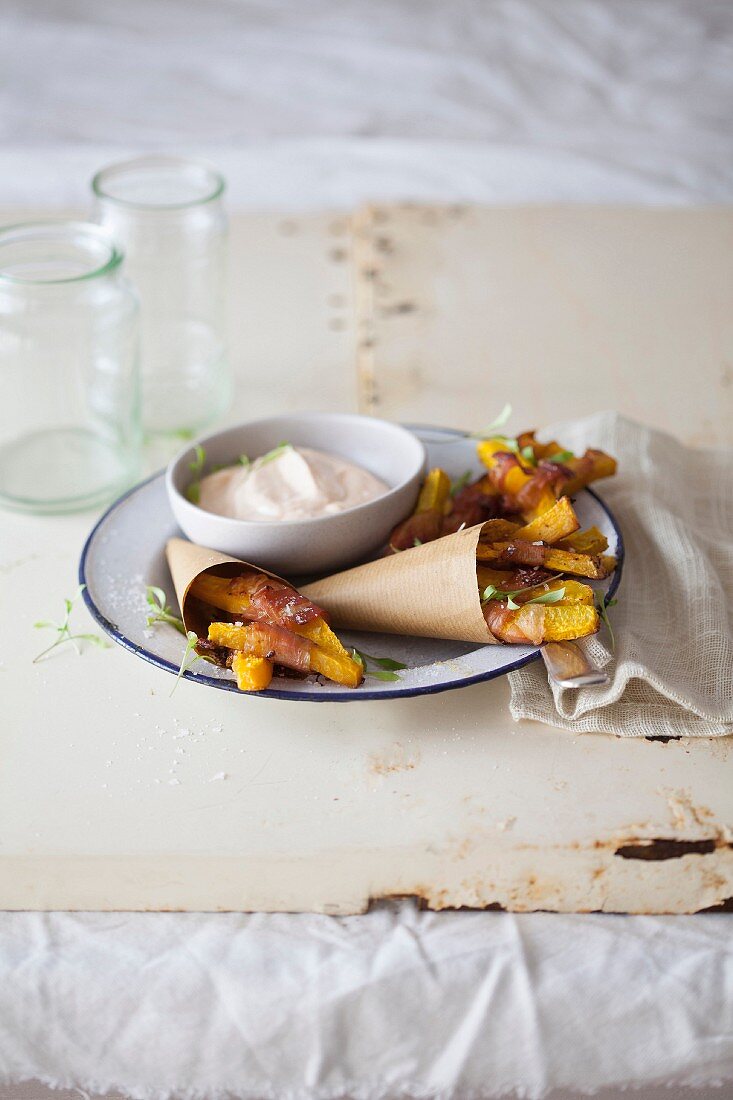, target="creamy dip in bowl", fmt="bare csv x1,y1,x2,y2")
166,413,426,575
198,444,389,522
